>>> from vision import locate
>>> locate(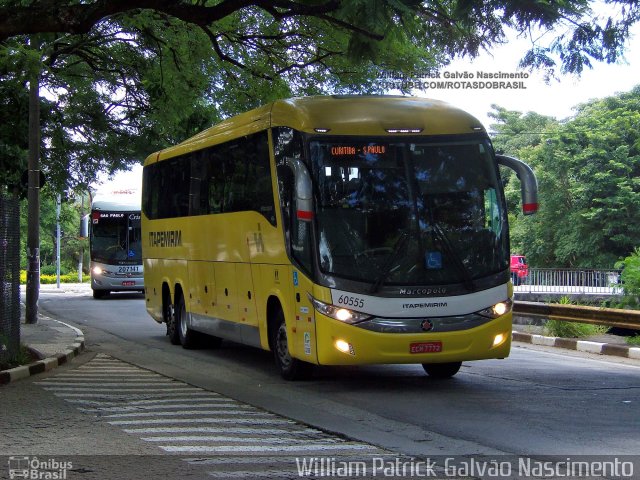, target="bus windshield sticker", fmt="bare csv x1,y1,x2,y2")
426,251,443,269
304,332,311,355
